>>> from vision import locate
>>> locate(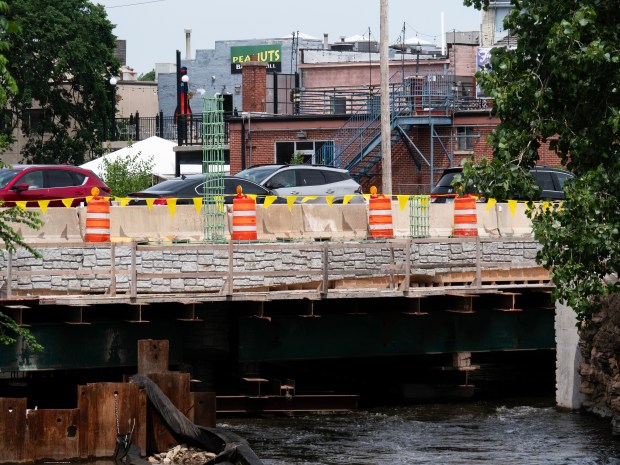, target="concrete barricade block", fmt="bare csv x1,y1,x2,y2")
105,205,205,242
429,204,454,237
392,200,410,237
490,203,533,237
299,204,367,240
6,207,82,243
